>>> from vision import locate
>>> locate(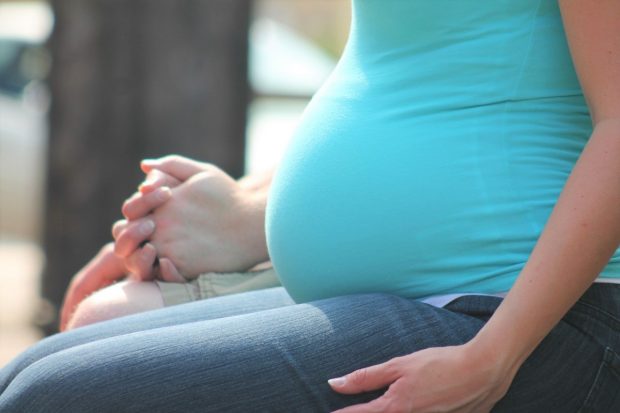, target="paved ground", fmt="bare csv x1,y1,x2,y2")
0,241,44,368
